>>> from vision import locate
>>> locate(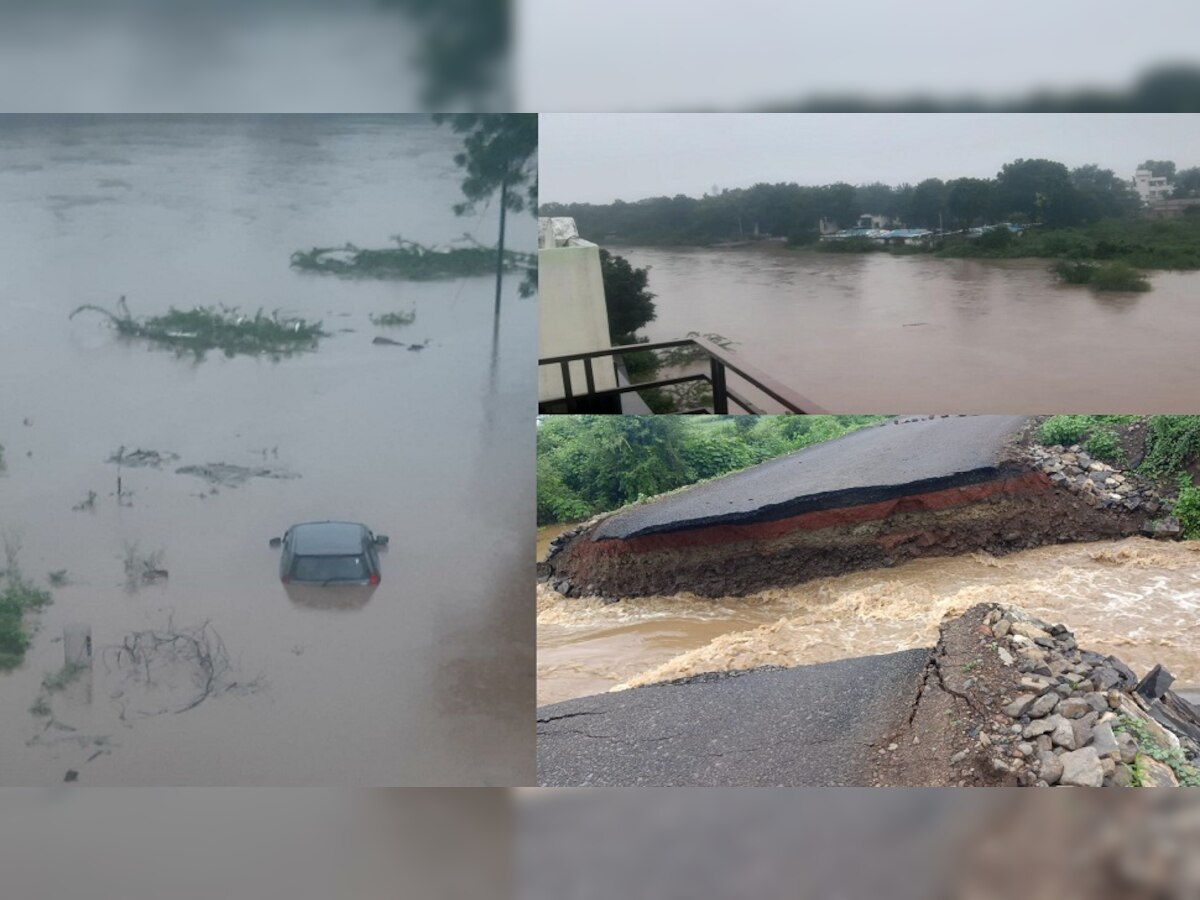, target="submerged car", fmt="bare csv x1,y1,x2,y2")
270,521,388,585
